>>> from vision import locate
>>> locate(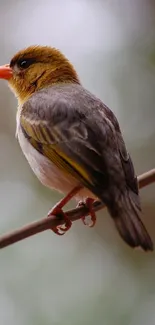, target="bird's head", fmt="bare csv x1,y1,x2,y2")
0,45,80,104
